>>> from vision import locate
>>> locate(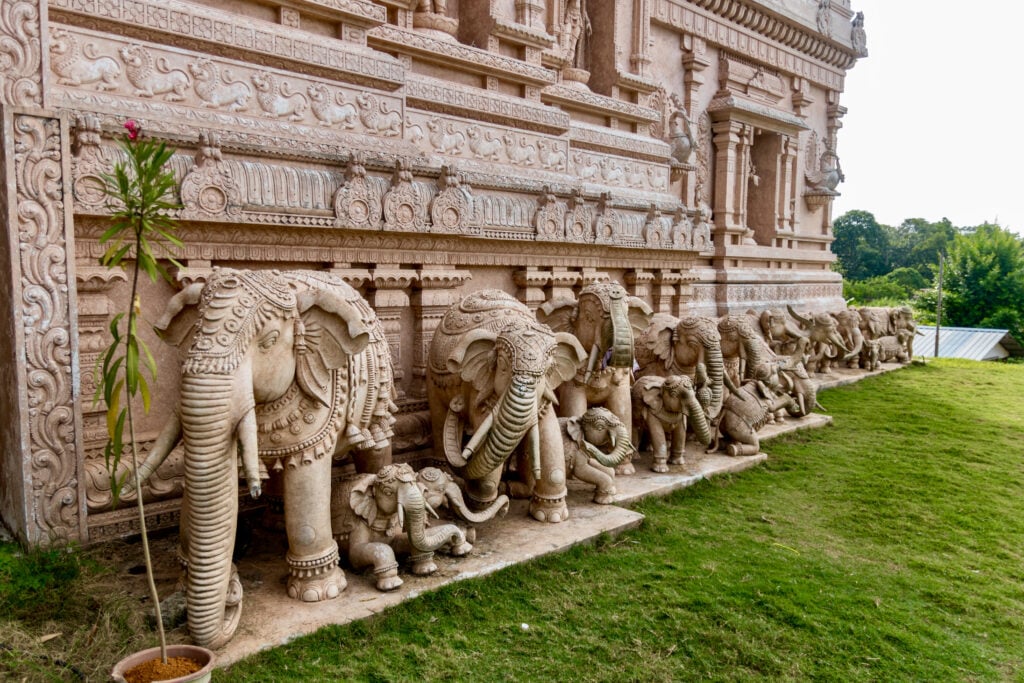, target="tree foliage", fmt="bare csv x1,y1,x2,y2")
941,224,1024,341
831,210,892,280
